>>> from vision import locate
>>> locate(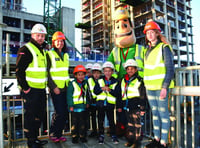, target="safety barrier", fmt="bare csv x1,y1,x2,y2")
171,66,200,148
2,66,200,147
